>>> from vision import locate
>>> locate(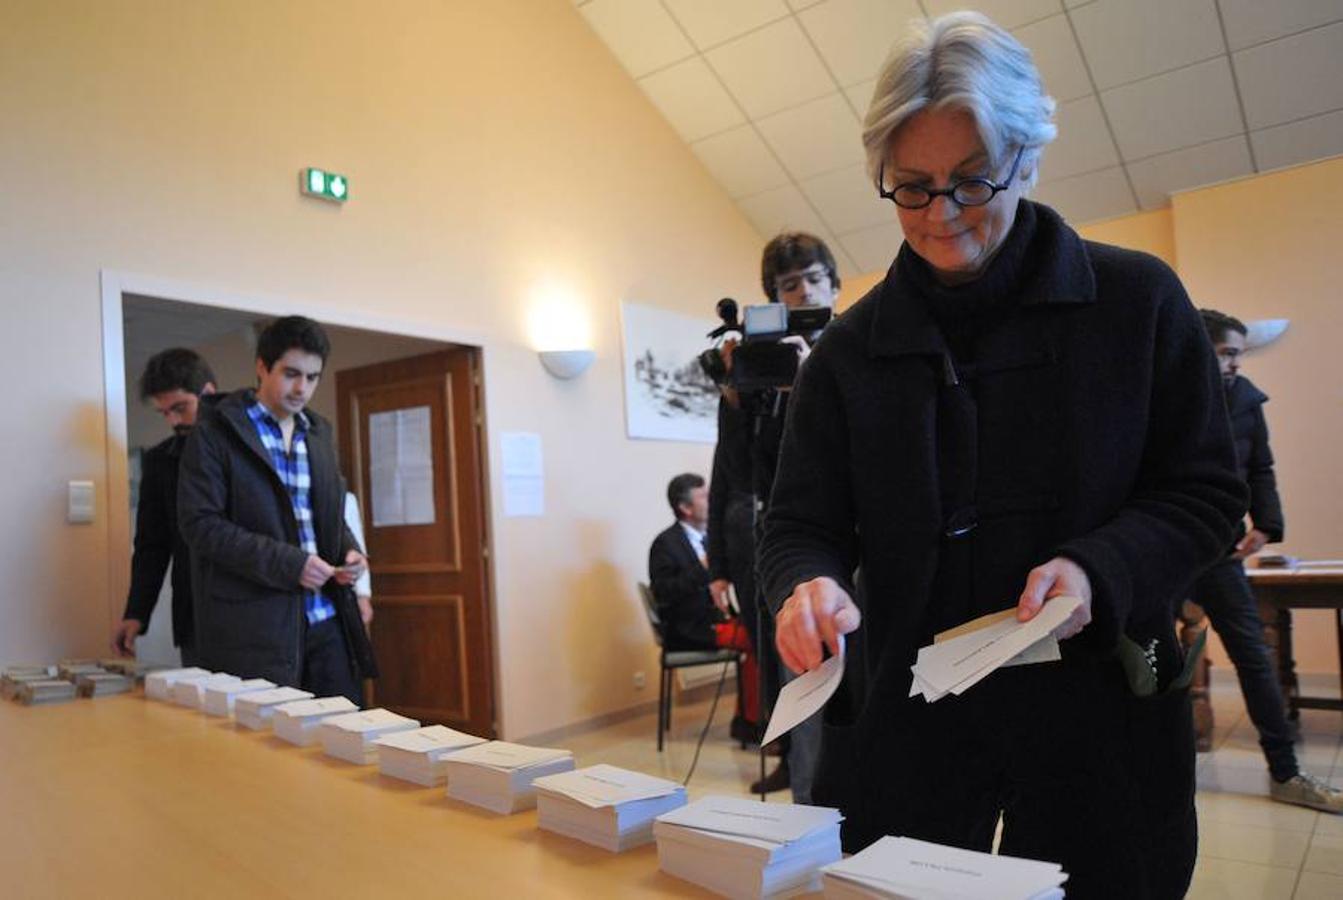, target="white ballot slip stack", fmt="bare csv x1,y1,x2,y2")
172,673,243,709
317,708,421,764
144,667,212,701
444,741,575,814
202,678,276,717
533,764,687,852
271,696,360,746
821,836,1067,899
909,596,1080,702
374,725,487,786
234,687,315,730
653,795,842,899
